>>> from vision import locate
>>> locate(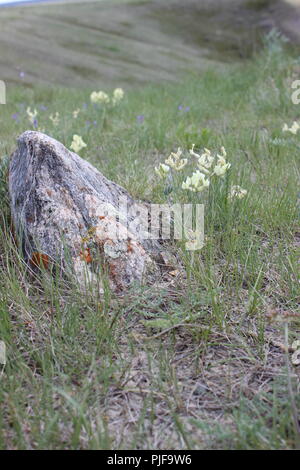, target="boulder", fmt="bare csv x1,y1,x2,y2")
9,131,164,292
